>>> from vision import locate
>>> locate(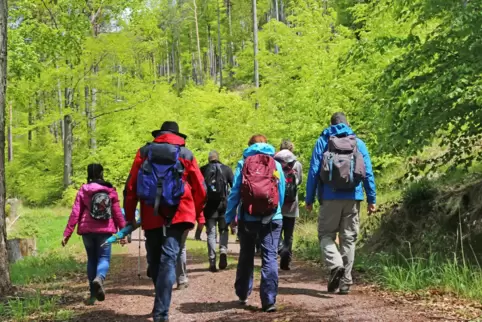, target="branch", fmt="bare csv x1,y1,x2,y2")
40,0,59,29
90,96,152,120
71,52,108,91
